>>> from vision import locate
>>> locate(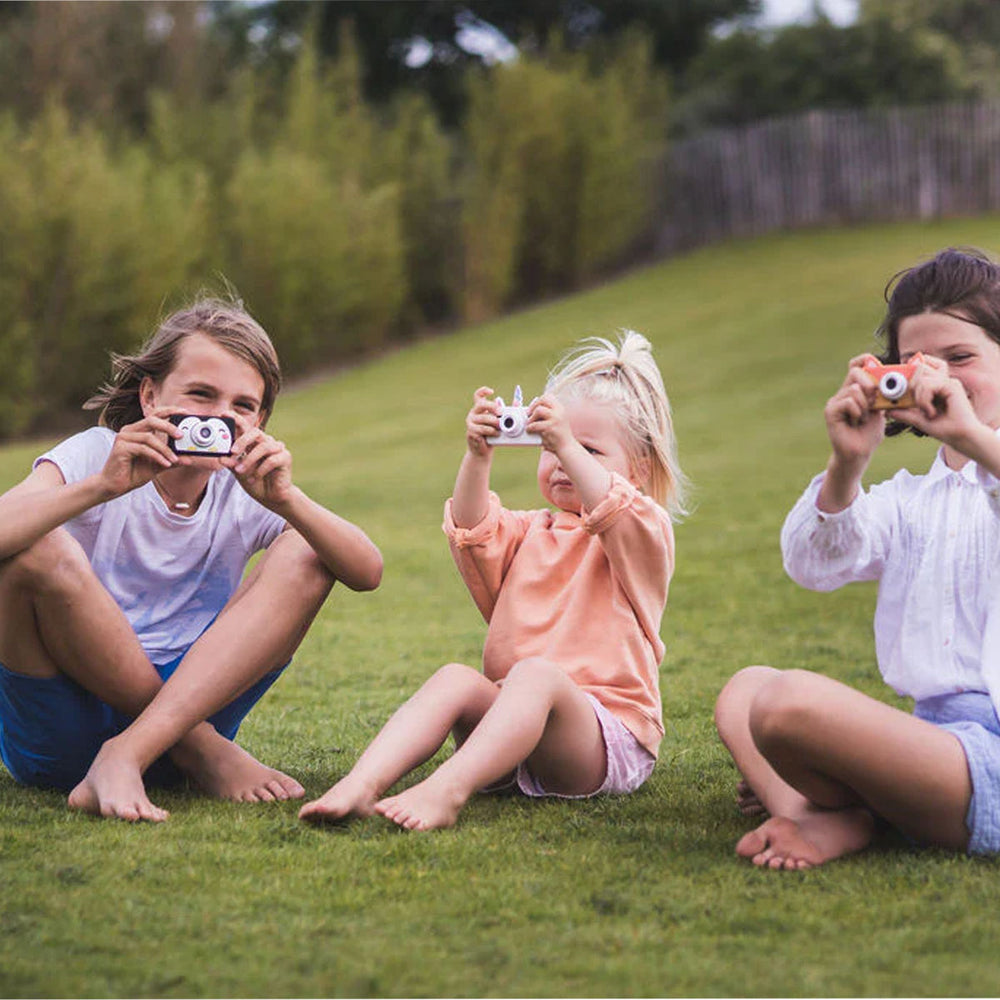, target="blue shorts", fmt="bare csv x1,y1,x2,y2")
914,692,1000,855
0,650,285,792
